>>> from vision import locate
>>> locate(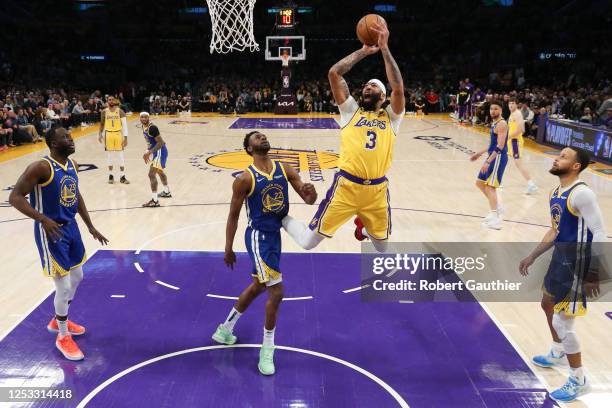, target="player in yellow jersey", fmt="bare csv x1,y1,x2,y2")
98,96,130,184
282,22,404,252
508,98,538,194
